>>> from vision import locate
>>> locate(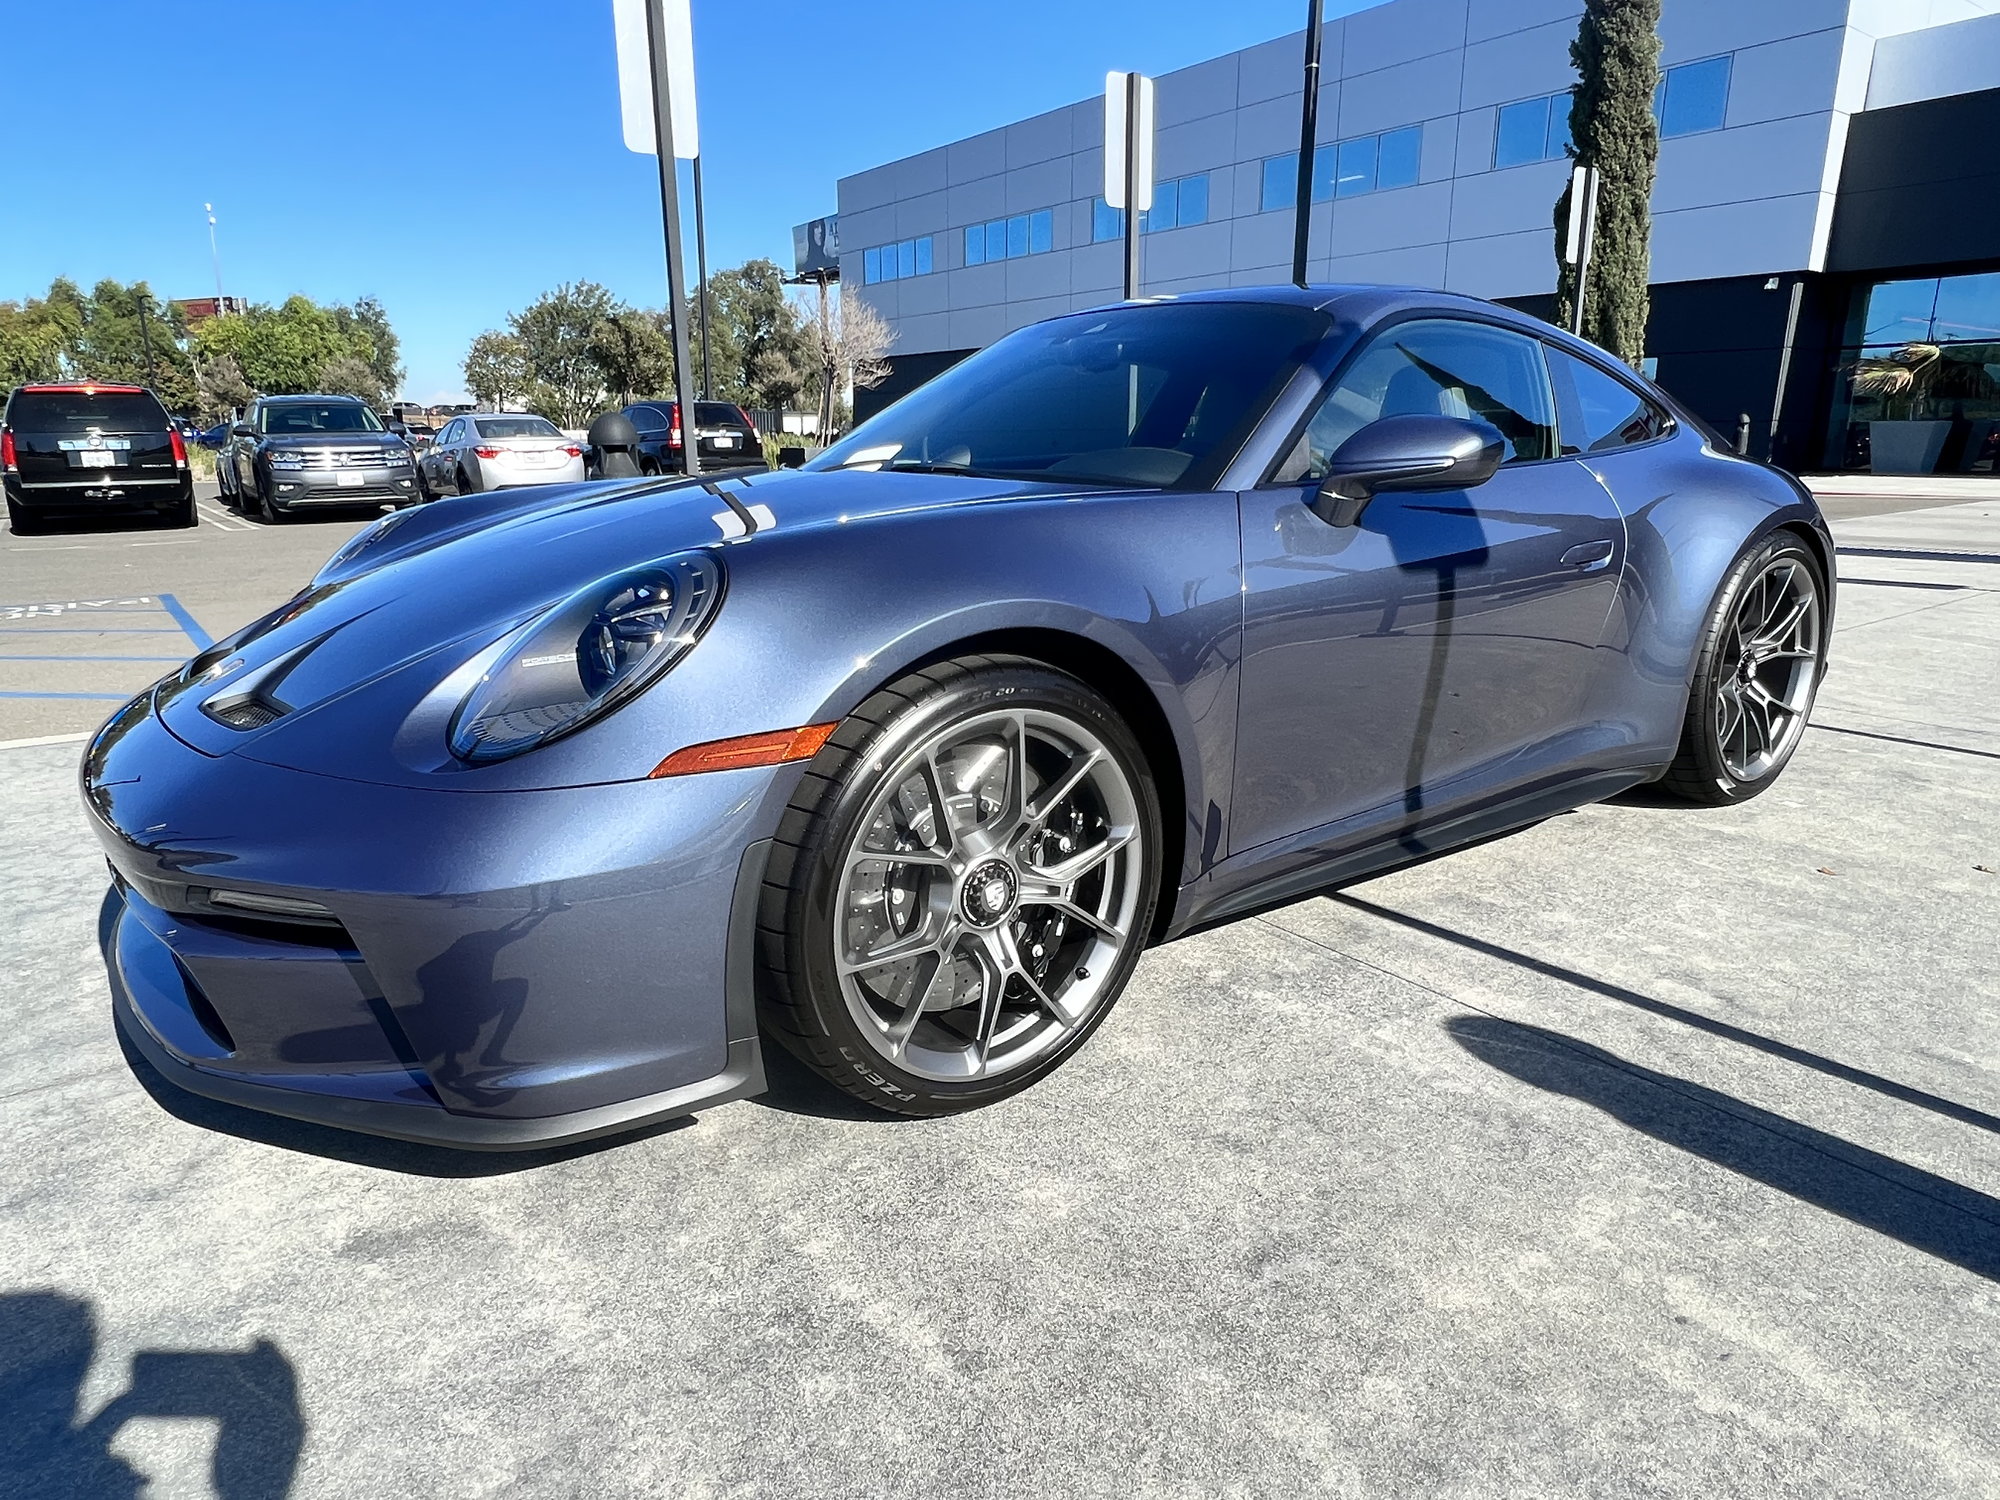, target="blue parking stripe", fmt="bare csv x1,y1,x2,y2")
0,690,134,700
158,594,213,650
0,654,185,662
